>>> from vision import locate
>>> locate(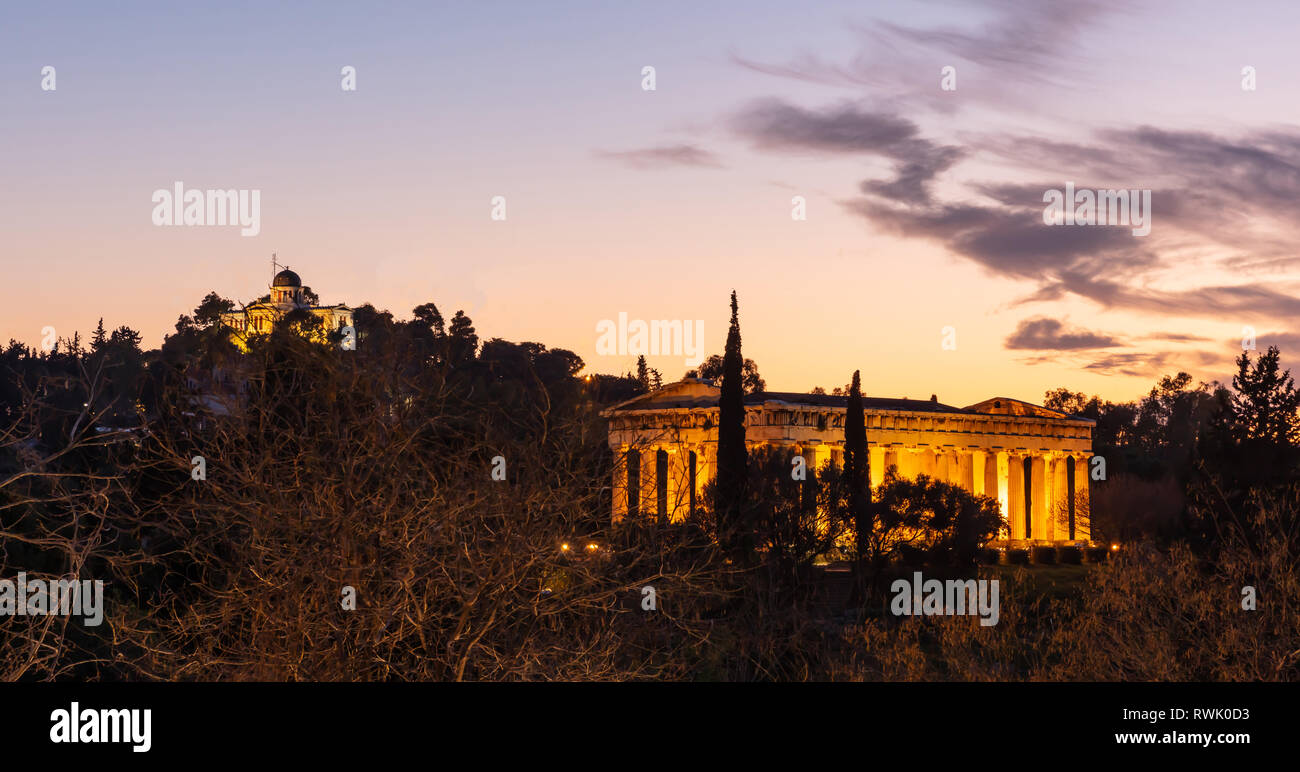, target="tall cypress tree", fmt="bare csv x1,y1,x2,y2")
715,291,748,555
844,370,870,562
